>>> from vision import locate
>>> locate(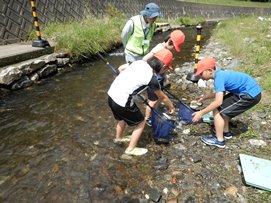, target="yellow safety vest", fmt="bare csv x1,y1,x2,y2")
125,15,156,56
